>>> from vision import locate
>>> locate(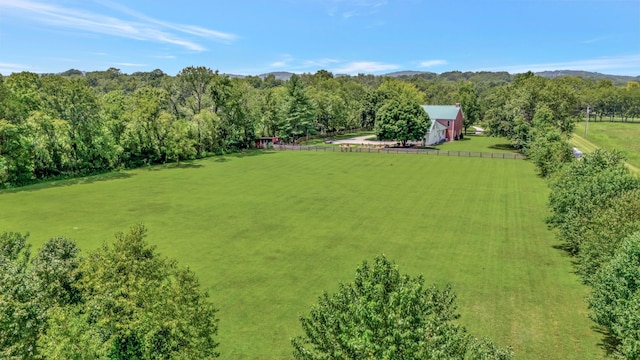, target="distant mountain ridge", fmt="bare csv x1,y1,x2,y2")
382,69,640,85
534,70,640,84
55,68,640,86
